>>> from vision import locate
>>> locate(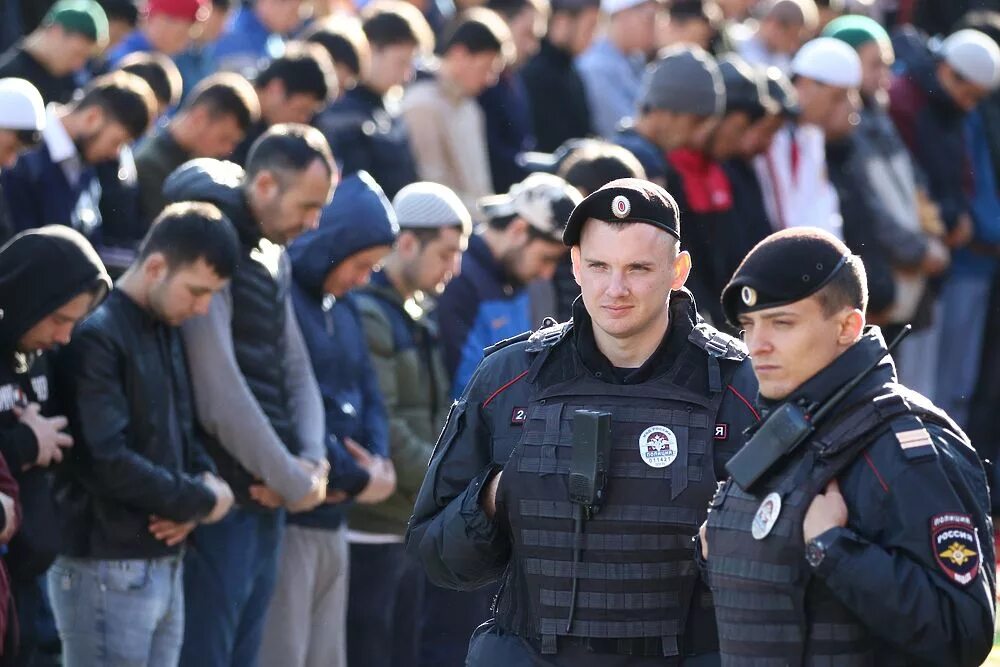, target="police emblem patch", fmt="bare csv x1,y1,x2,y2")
612,195,631,219
931,513,980,586
638,425,677,468
751,492,782,540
